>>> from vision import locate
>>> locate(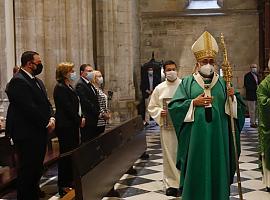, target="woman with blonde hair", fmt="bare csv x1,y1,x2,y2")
53,62,85,197
92,70,110,134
